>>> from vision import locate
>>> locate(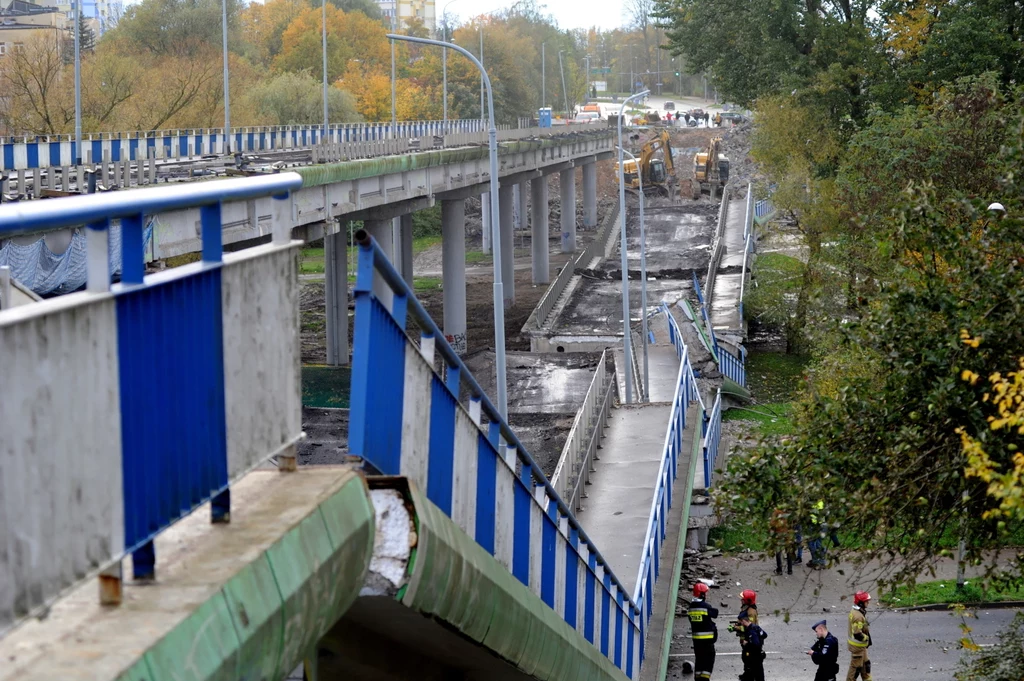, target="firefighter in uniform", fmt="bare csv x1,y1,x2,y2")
688,582,719,681
847,591,873,681
729,590,759,681
808,620,839,681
